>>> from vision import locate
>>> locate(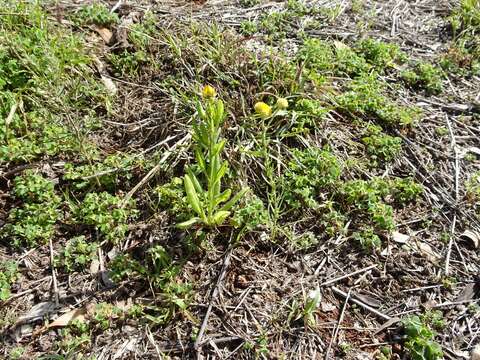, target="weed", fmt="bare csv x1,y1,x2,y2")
337,73,419,126
282,147,341,210
72,192,138,242
297,38,335,74
402,312,444,360
435,126,448,136
57,236,98,273
334,45,370,76
2,171,61,247
401,62,444,95
466,171,480,203
293,231,319,250
71,3,119,27
128,11,158,50
353,227,381,249
293,99,328,131
108,50,150,77
9,347,25,360
177,87,247,229
369,202,395,231
0,260,18,301
391,178,423,204
320,201,347,236
0,1,108,163
361,124,402,164
13,170,58,203
356,38,405,70
240,20,258,36
92,302,121,330
231,194,269,231
303,287,321,326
